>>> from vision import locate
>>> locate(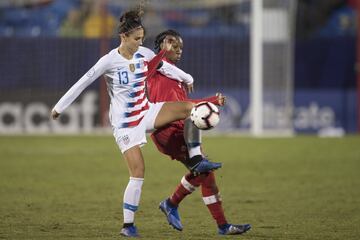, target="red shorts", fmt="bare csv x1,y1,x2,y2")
151,124,188,161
